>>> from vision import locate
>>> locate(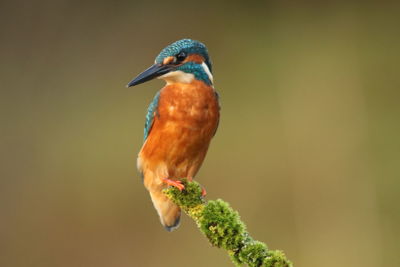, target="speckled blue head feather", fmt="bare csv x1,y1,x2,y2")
155,39,212,73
